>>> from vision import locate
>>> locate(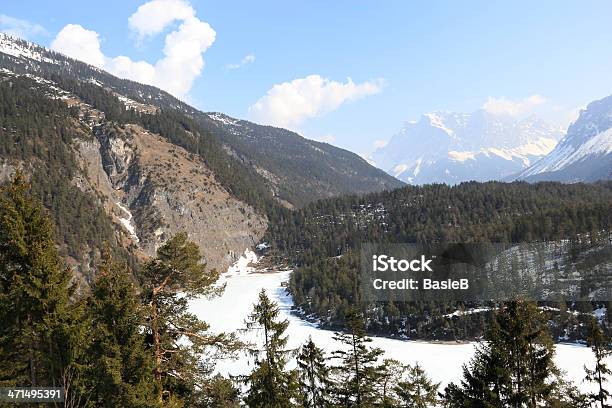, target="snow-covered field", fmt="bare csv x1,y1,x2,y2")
189,251,598,392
